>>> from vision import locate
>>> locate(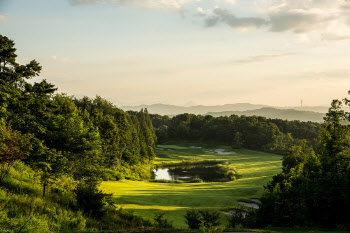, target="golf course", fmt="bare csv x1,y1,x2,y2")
101,142,283,228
